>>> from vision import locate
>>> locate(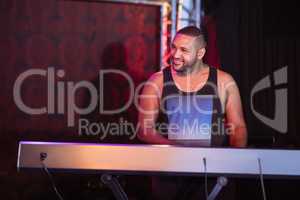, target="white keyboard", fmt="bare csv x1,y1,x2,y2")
17,141,300,177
